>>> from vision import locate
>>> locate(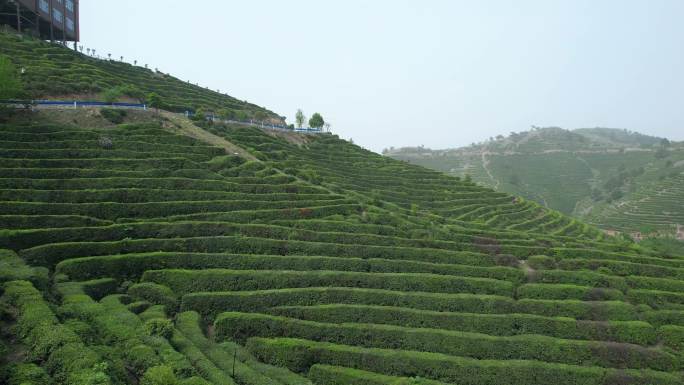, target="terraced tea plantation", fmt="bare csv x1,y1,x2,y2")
1,108,684,385
0,32,279,120
387,127,684,237
588,174,684,234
